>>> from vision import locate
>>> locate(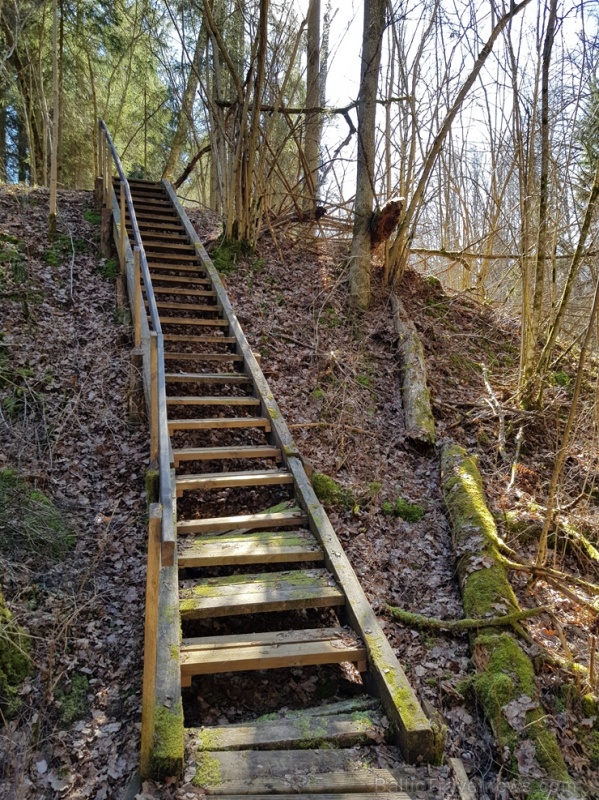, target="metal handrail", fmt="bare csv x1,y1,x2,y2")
98,119,175,560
